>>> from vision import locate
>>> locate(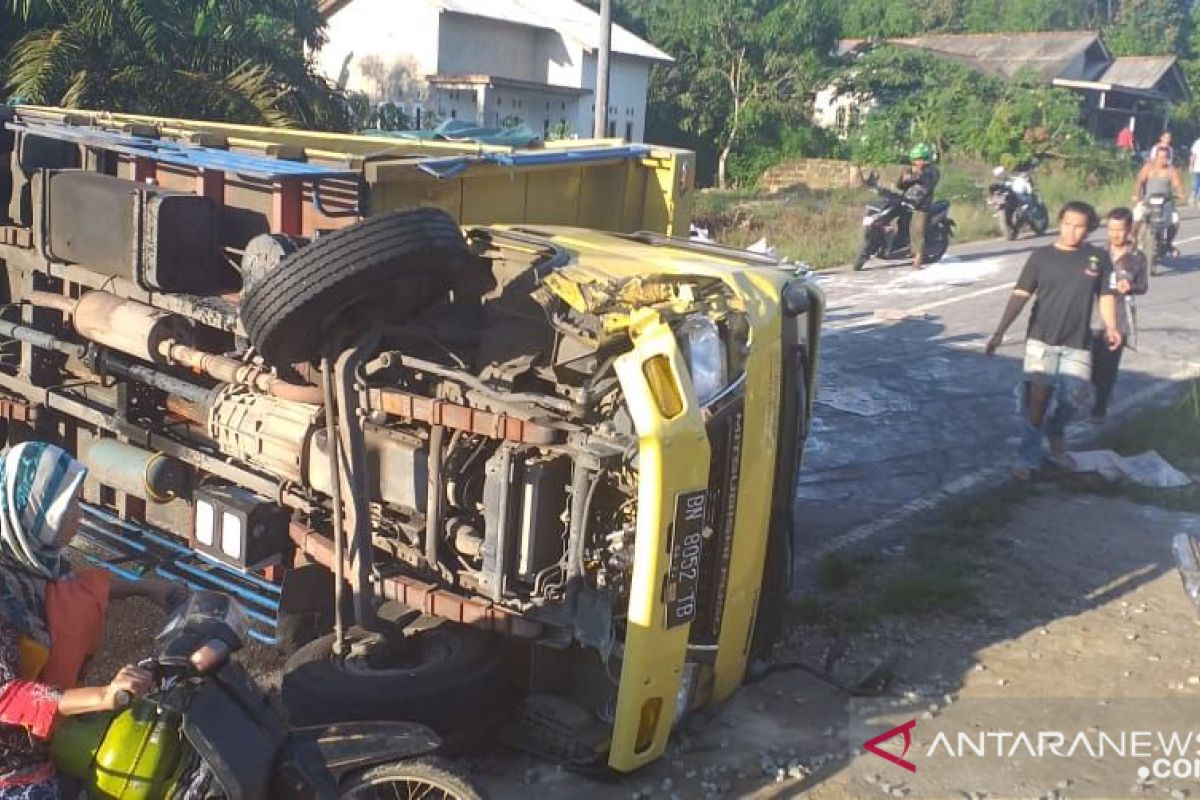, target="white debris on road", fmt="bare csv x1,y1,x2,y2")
1068,449,1193,488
